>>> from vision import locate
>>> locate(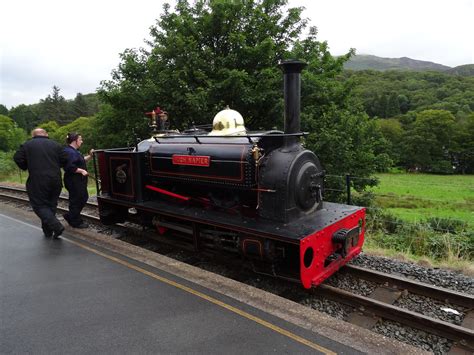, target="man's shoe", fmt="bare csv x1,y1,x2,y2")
42,225,53,238
73,223,89,229
63,214,72,226
52,225,65,239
